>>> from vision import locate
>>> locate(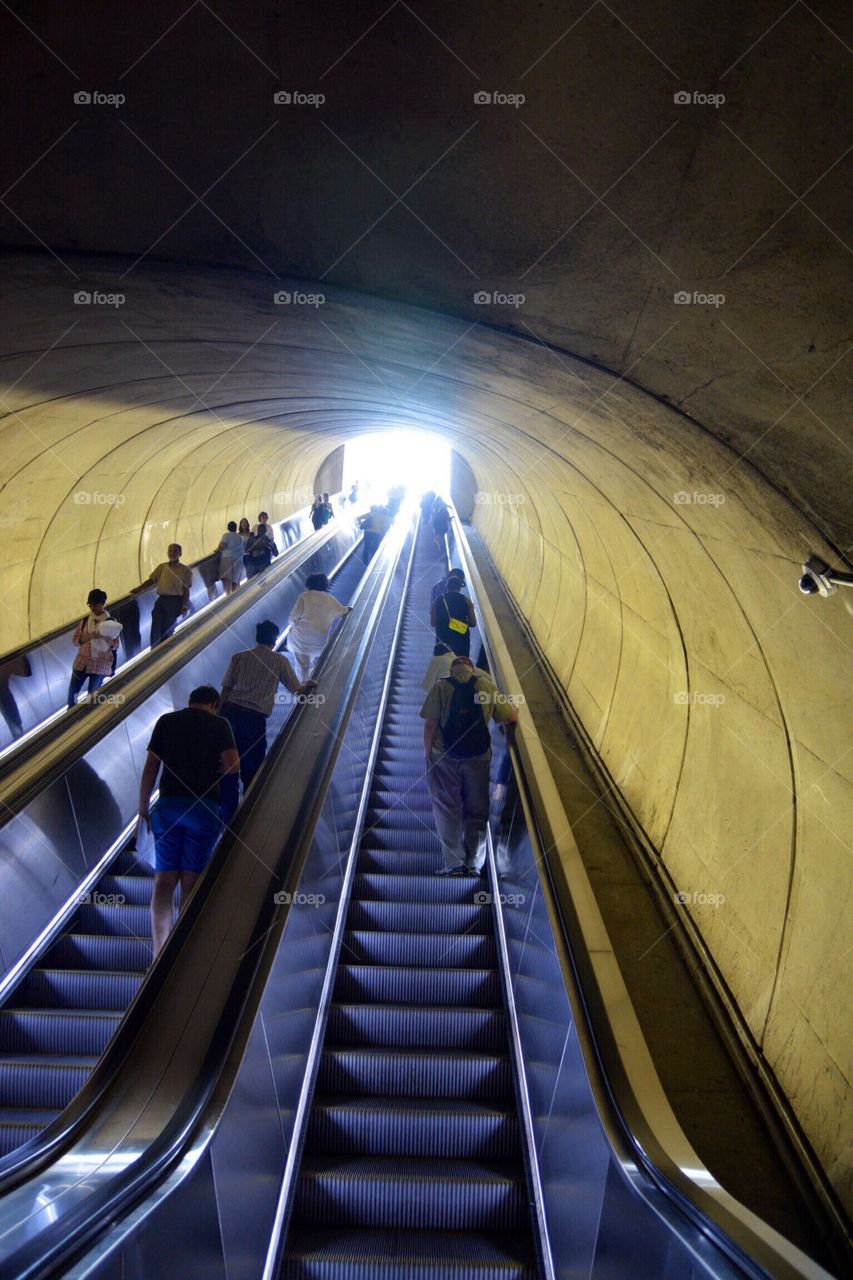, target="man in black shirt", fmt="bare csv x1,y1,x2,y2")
430,572,477,657
138,686,239,955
